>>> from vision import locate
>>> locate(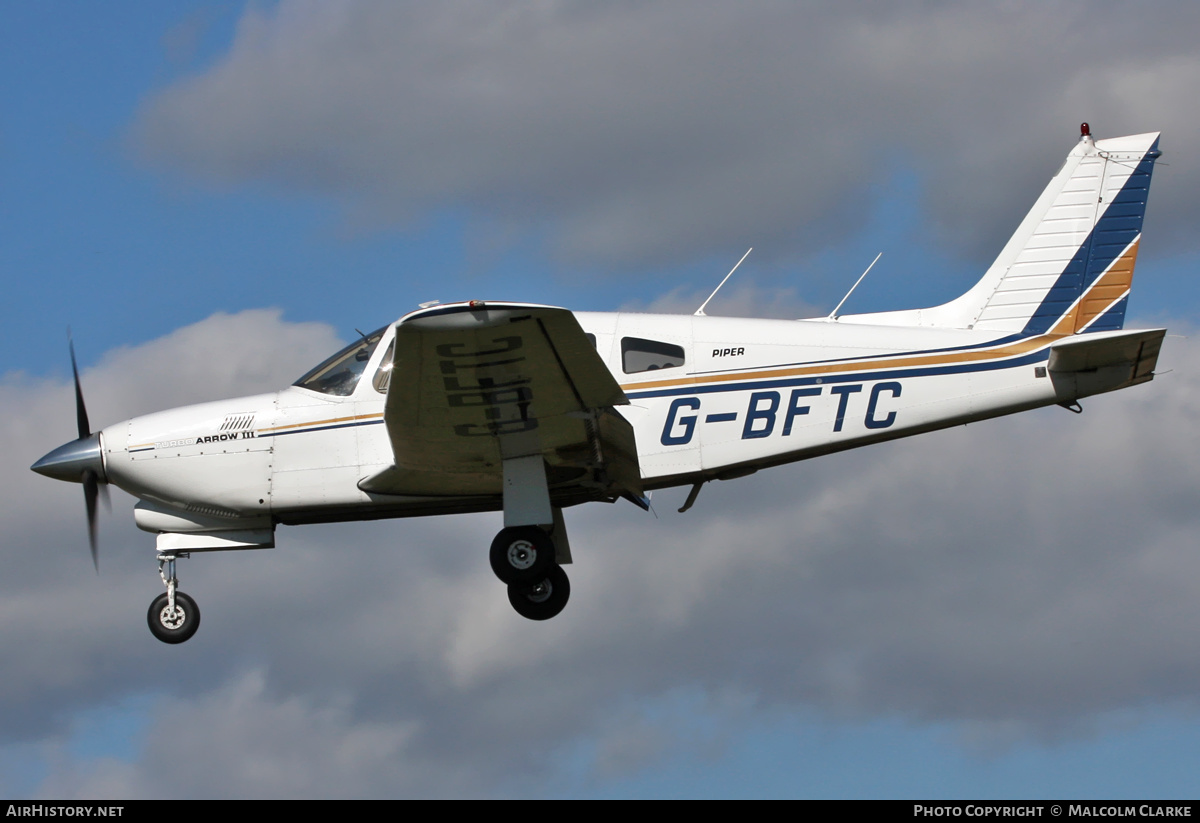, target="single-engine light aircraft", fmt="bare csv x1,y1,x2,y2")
33,126,1166,643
